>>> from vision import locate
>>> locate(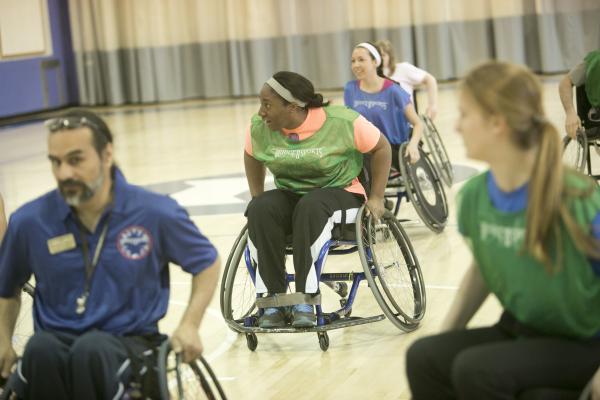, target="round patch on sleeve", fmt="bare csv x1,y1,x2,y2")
117,226,153,260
